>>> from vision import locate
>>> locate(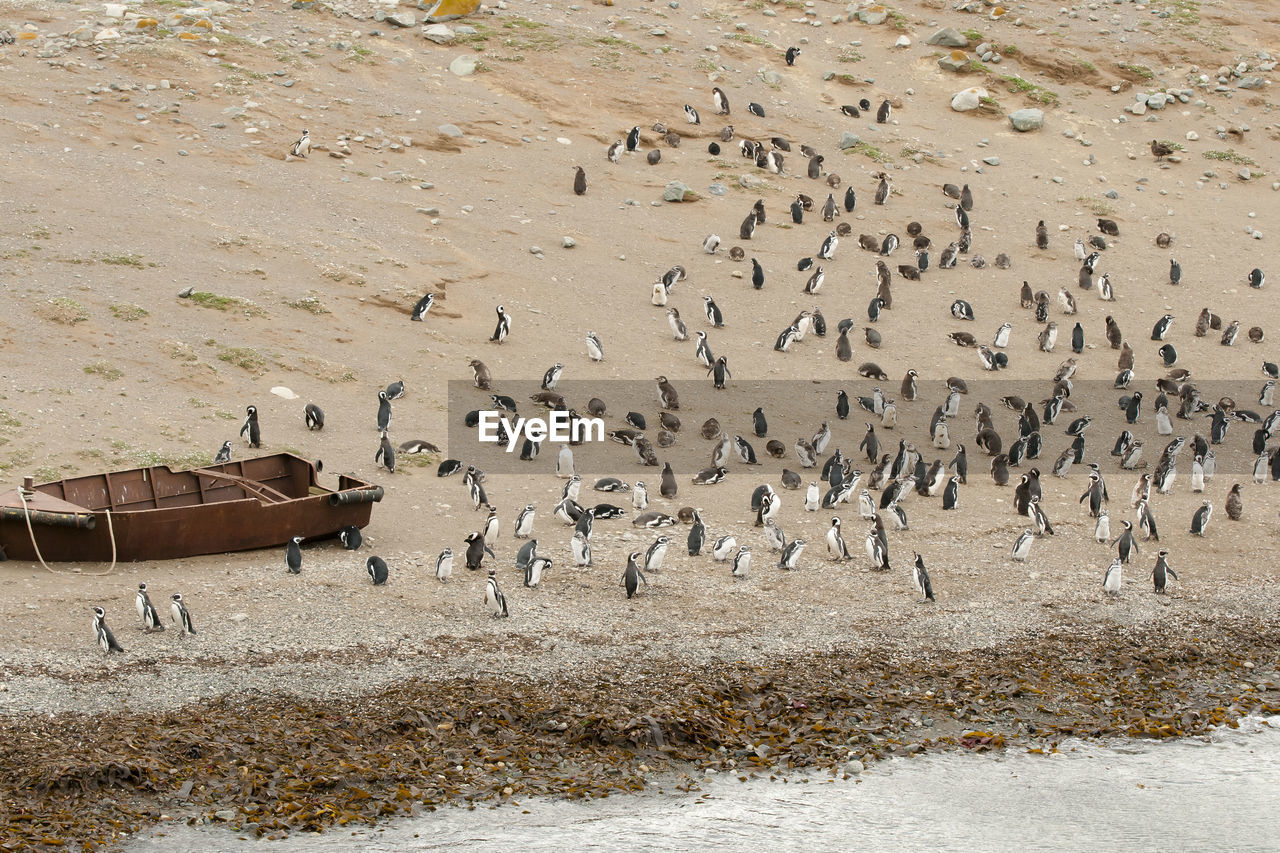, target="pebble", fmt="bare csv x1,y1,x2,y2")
982,156,1000,166
663,181,695,202
562,237,576,249
438,124,463,137
448,55,476,76
1010,108,1045,132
